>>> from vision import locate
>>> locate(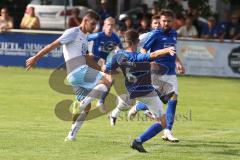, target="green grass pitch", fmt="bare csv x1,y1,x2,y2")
0,67,240,160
